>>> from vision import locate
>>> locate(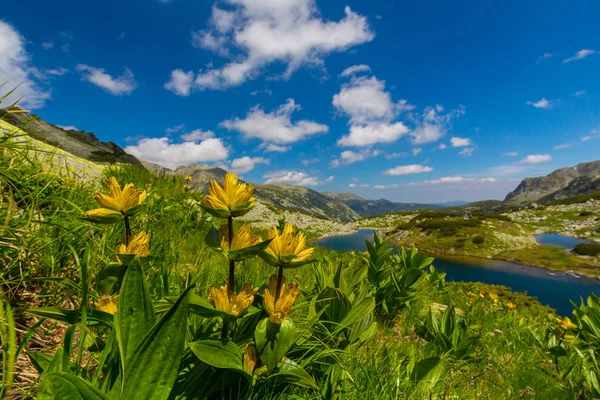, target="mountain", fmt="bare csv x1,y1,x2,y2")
434,200,469,207
322,192,443,217
2,108,142,166
538,175,600,204
505,160,600,203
